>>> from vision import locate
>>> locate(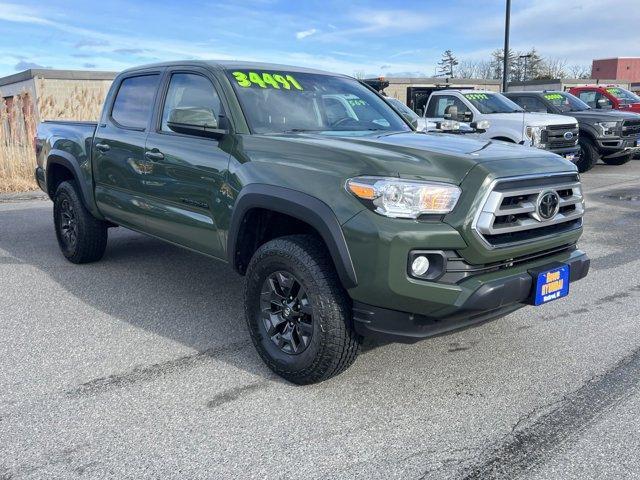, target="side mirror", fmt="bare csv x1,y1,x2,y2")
596,98,612,110
462,111,473,122
166,108,227,139
443,105,458,120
